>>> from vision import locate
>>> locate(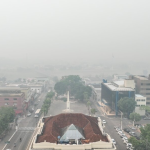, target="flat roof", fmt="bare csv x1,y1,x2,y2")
135,94,145,98
134,76,148,80
103,83,134,91
113,80,124,87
